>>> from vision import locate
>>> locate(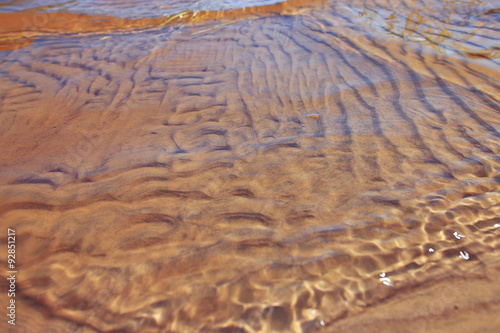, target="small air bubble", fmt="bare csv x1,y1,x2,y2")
381,278,394,287
379,273,394,287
